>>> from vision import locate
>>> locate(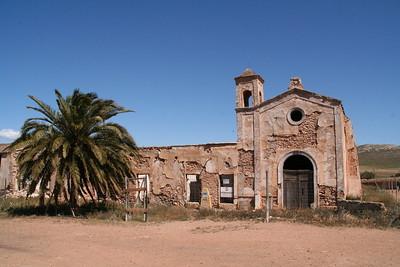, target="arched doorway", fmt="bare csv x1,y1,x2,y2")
283,154,314,209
